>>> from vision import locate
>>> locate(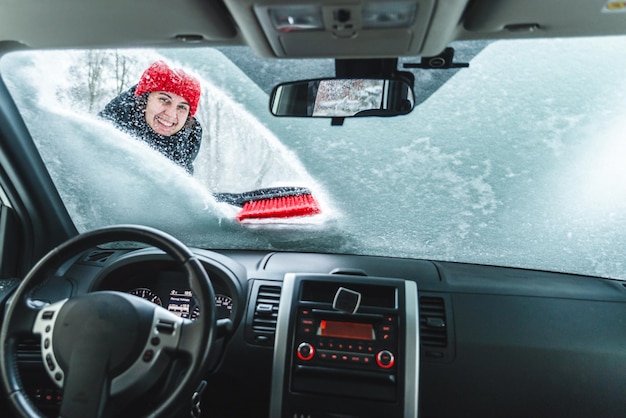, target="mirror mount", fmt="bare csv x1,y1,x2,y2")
336,57,415,90
331,117,345,126
403,47,469,70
